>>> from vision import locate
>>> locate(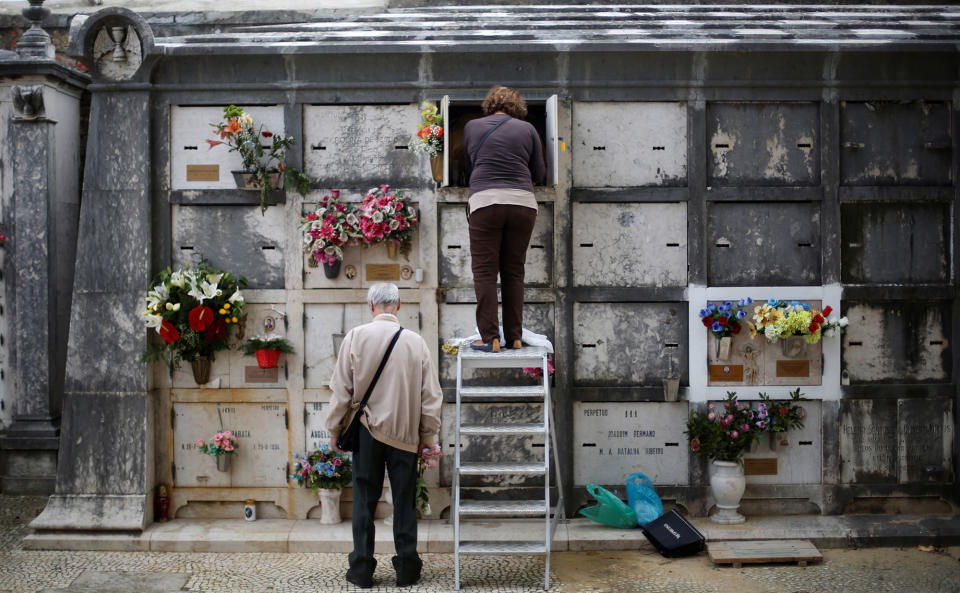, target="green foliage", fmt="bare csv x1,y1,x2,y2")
241,337,295,355
757,388,806,433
